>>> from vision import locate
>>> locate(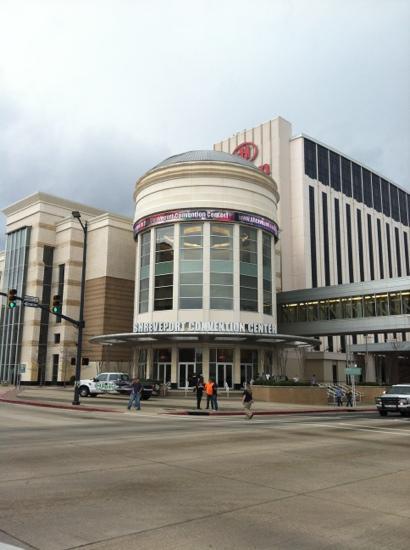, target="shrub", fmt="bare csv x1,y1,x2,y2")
253,379,310,386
